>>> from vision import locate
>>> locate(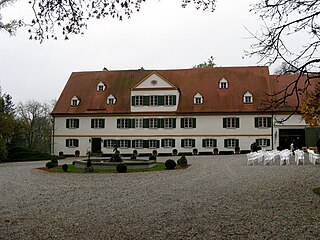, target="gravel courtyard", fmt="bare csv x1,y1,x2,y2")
1,155,320,240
